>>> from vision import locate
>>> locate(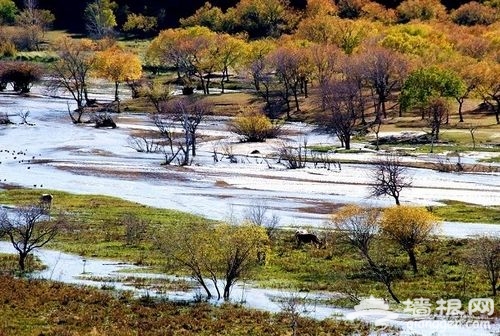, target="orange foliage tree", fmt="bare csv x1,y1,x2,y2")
94,46,142,111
